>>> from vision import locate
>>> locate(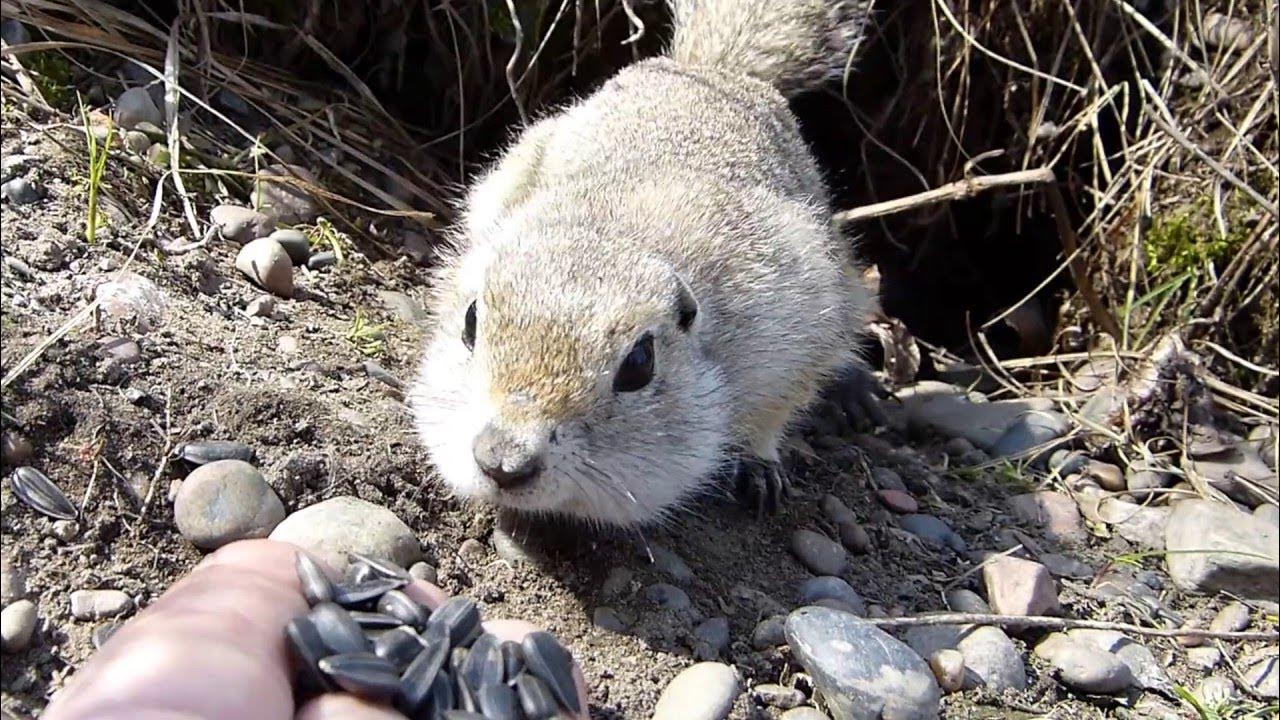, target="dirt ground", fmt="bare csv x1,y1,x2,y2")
0,94,1275,720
